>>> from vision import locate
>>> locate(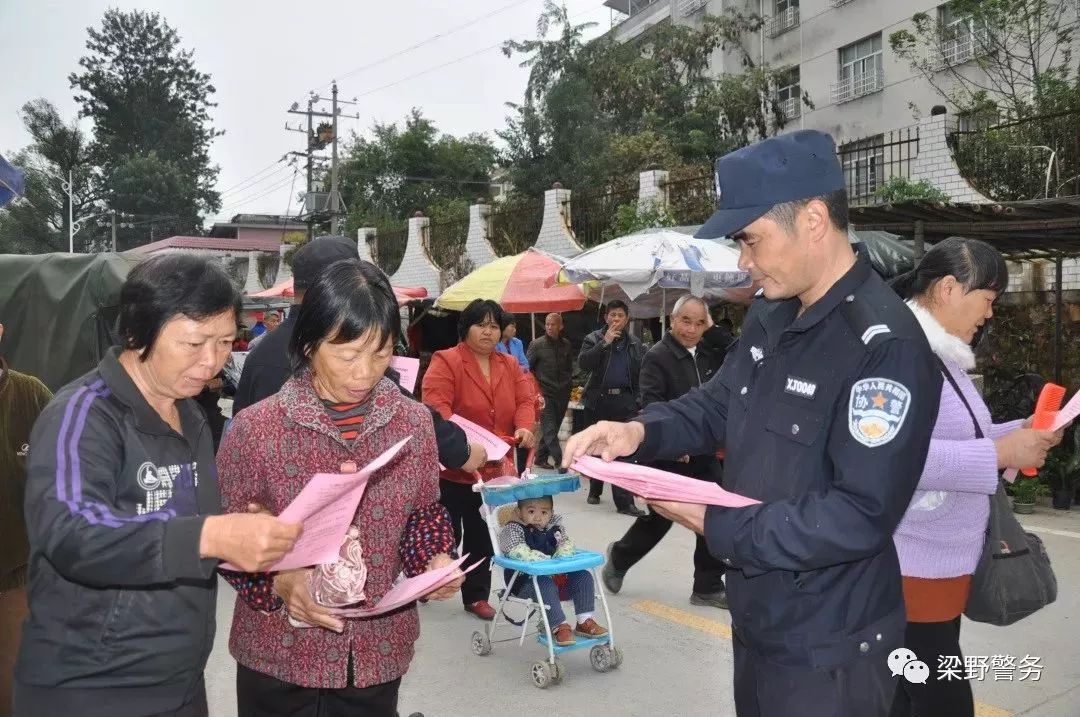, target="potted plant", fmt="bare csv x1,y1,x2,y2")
1045,426,1080,510
1008,476,1040,514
